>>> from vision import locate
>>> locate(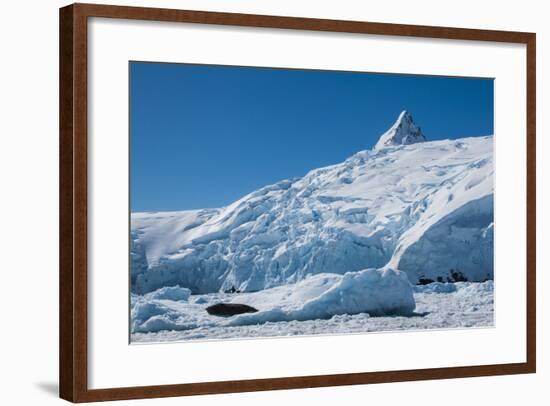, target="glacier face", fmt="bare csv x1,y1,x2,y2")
131,112,493,294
